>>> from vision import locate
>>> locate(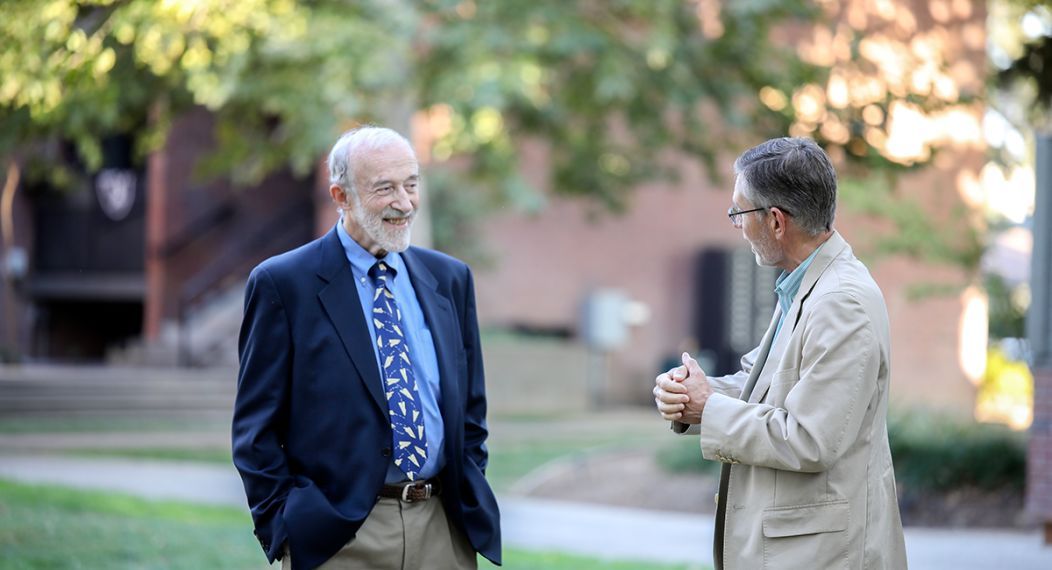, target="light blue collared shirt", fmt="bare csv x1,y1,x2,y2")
336,222,445,483
773,242,825,339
